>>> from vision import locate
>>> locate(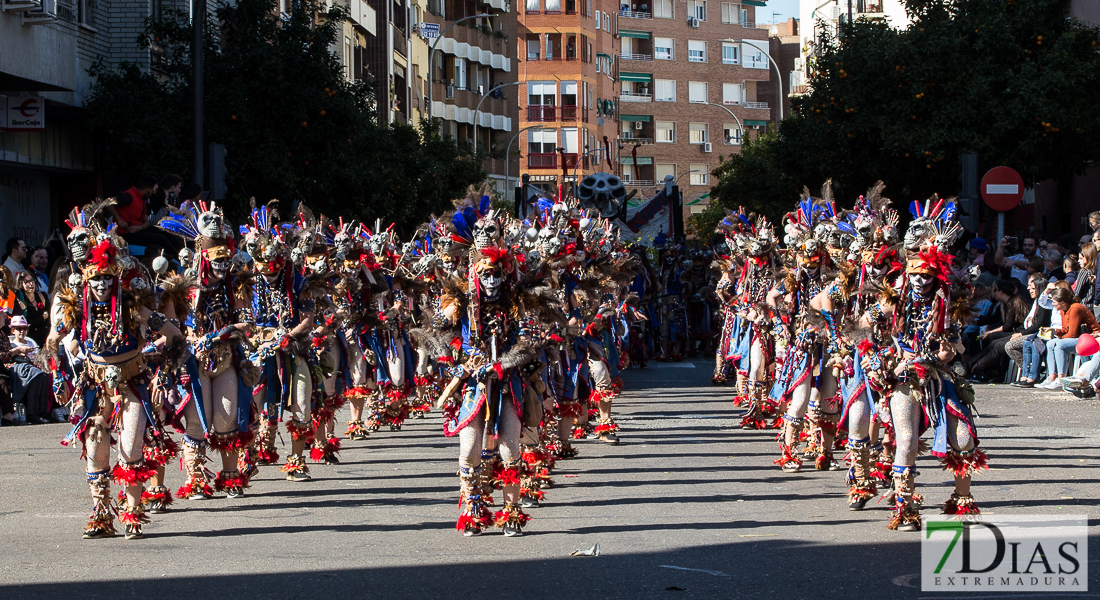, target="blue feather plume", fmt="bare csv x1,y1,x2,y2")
537,197,554,215
479,195,491,216
239,225,249,235
909,200,923,219
941,201,957,222
158,214,201,240
837,221,856,235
